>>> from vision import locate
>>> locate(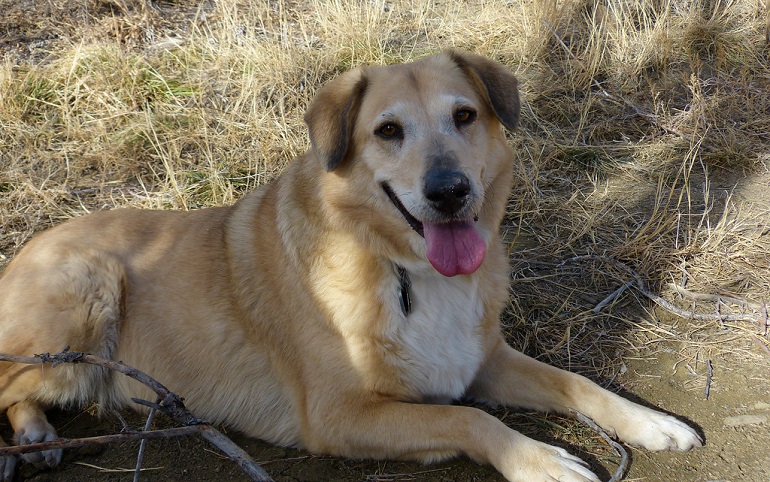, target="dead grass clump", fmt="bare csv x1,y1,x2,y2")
1,0,769,392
